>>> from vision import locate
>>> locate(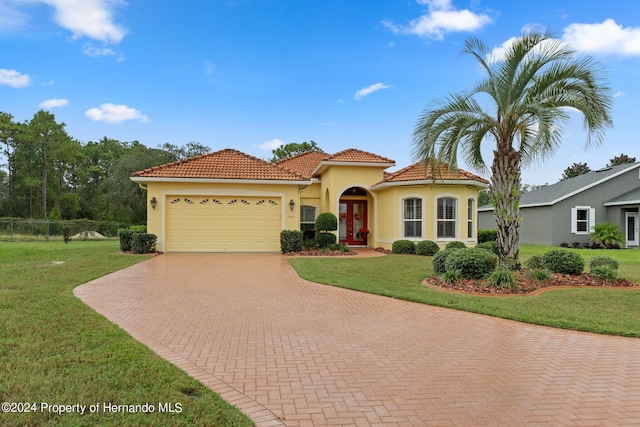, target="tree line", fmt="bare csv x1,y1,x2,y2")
560,154,636,181
0,110,210,224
